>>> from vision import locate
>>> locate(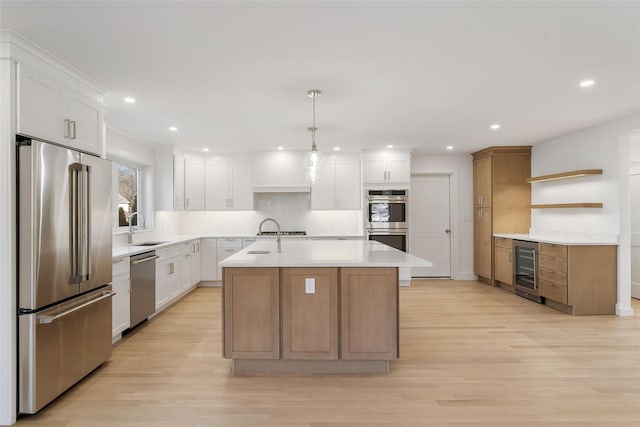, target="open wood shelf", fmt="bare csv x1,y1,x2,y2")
529,203,603,209
528,169,602,183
